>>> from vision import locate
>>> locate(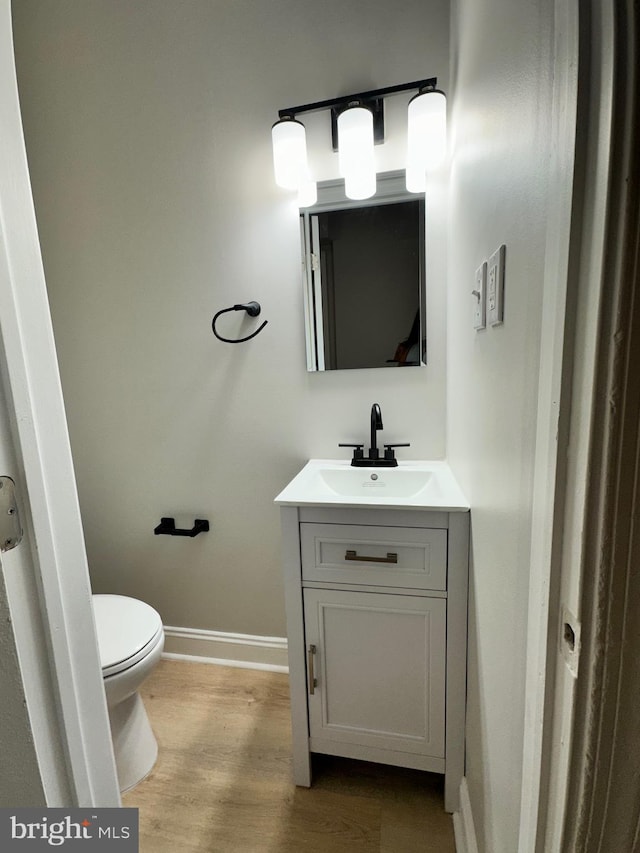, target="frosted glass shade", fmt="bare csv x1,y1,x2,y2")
272,118,308,190
337,106,376,200
405,162,427,194
297,177,317,208
406,89,447,193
